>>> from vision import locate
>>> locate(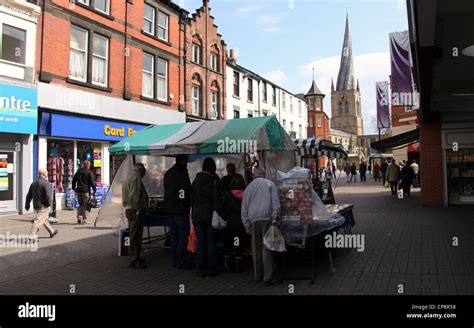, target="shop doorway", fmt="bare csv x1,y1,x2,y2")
0,151,18,213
